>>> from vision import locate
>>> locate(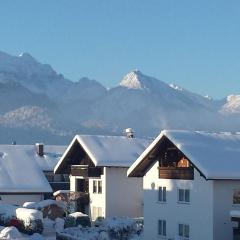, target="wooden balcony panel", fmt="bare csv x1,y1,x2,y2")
158,167,194,180
71,165,103,178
